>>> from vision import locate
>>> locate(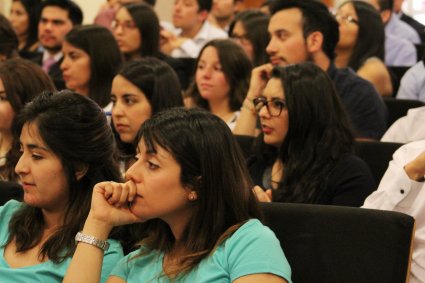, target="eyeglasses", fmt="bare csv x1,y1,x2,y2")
335,13,359,25
231,33,251,46
253,97,286,117
111,20,137,31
